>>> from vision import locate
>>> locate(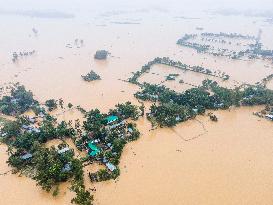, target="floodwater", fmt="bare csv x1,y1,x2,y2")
0,144,74,205
0,1,273,204
138,63,238,92
93,107,273,205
